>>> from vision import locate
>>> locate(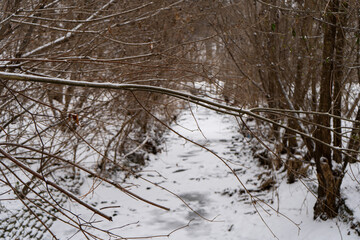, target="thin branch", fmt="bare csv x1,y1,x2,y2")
0,71,359,162
0,146,113,221
0,142,170,212
12,0,116,59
